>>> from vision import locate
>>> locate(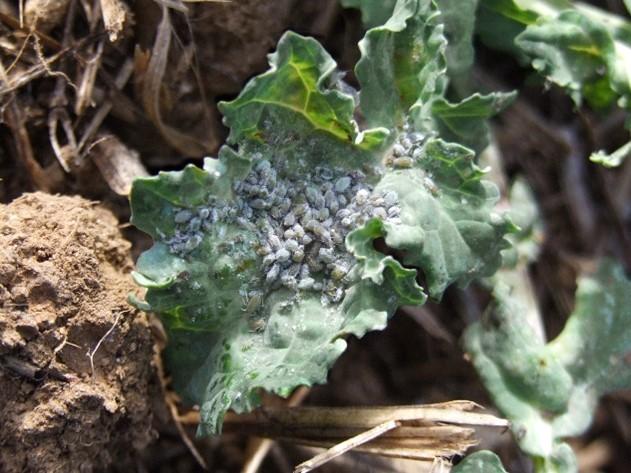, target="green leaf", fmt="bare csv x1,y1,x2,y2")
590,140,631,167
341,0,397,28
516,10,616,106
355,0,512,151
377,138,512,297
464,260,631,471
437,0,479,76
355,0,448,131
347,0,479,78
430,92,517,152
478,0,631,166
130,165,217,240
501,177,543,268
219,31,387,154
131,0,512,436
476,0,538,56
452,451,509,473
